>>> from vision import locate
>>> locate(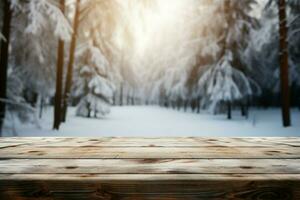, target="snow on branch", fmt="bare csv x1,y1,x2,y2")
198,52,253,112
90,45,109,73
26,0,72,41
0,98,36,113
